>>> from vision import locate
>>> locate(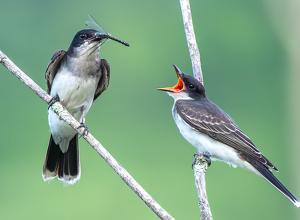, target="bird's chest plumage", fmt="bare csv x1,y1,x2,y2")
50,67,100,116
172,104,241,168
48,63,101,152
